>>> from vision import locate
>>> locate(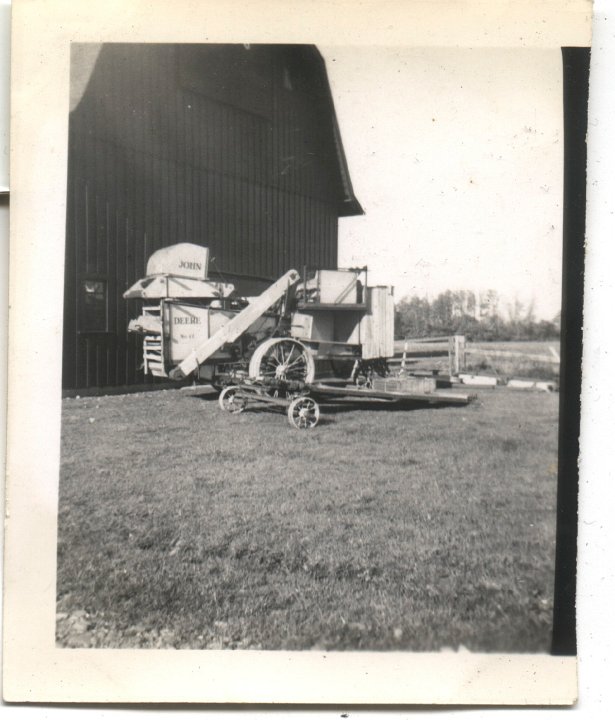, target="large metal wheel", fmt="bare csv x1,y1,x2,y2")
287,396,320,429
248,338,315,383
218,386,247,414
